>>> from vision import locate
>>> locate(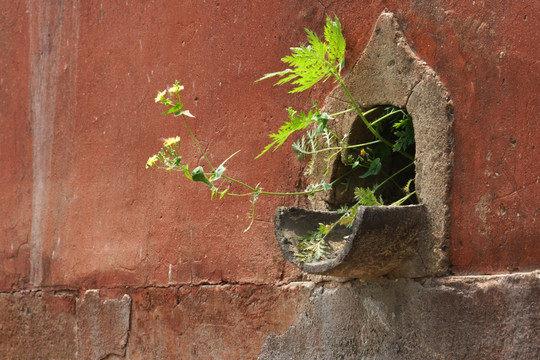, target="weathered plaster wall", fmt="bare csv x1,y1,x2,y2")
1,0,538,359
